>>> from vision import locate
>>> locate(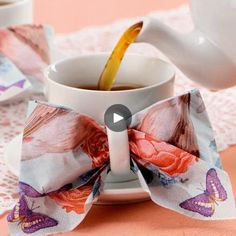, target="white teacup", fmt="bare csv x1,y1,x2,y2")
0,0,32,27
45,53,175,182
